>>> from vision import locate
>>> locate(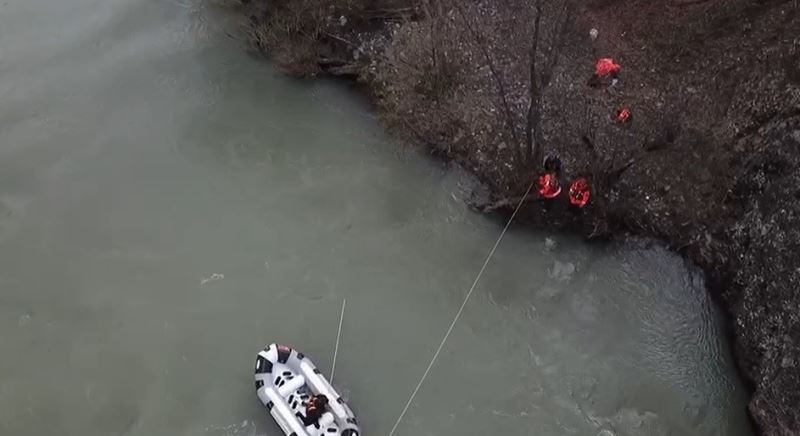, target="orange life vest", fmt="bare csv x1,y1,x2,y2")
569,178,591,208
616,107,631,123
595,58,621,77
538,173,562,199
